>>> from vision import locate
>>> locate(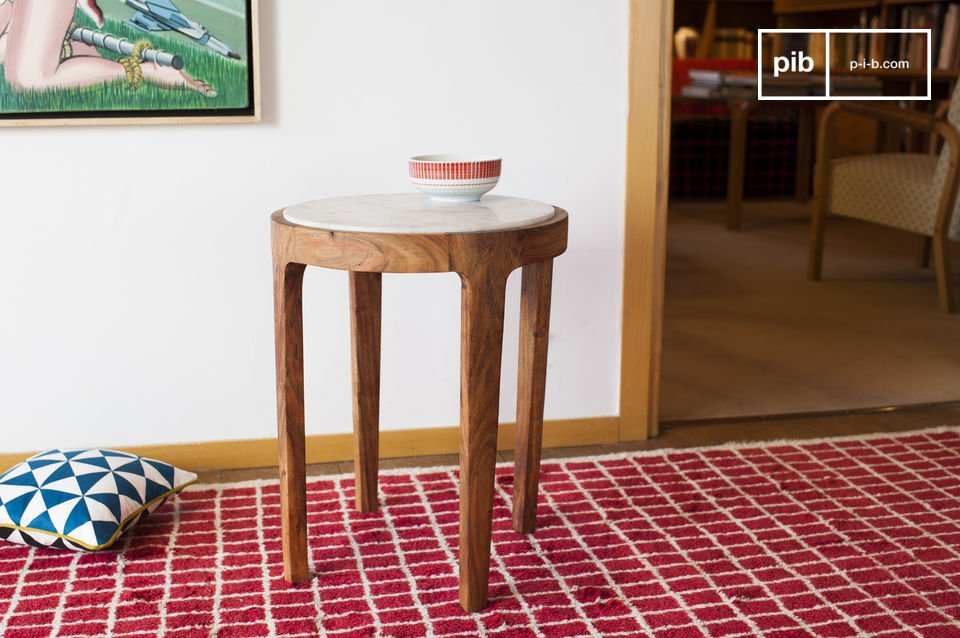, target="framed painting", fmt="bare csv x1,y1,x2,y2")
0,0,259,126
